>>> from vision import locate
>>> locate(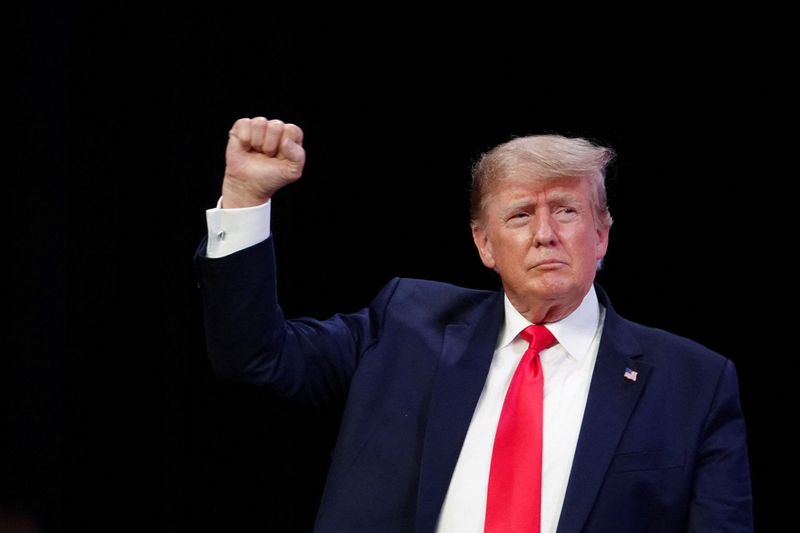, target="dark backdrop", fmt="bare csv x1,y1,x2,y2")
7,6,785,532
